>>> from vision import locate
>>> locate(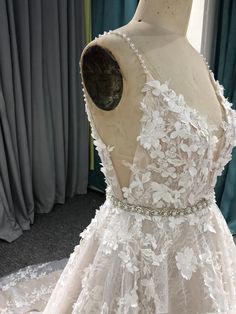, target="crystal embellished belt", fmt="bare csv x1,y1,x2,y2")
106,191,215,217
